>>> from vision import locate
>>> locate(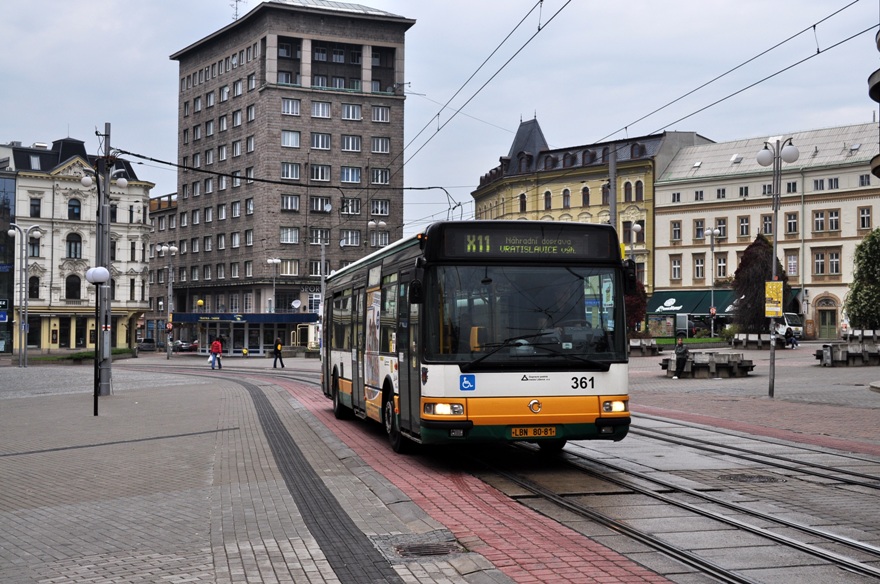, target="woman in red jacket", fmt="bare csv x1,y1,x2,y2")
210,338,222,369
